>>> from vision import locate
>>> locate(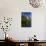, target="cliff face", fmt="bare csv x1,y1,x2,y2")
21,15,31,27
